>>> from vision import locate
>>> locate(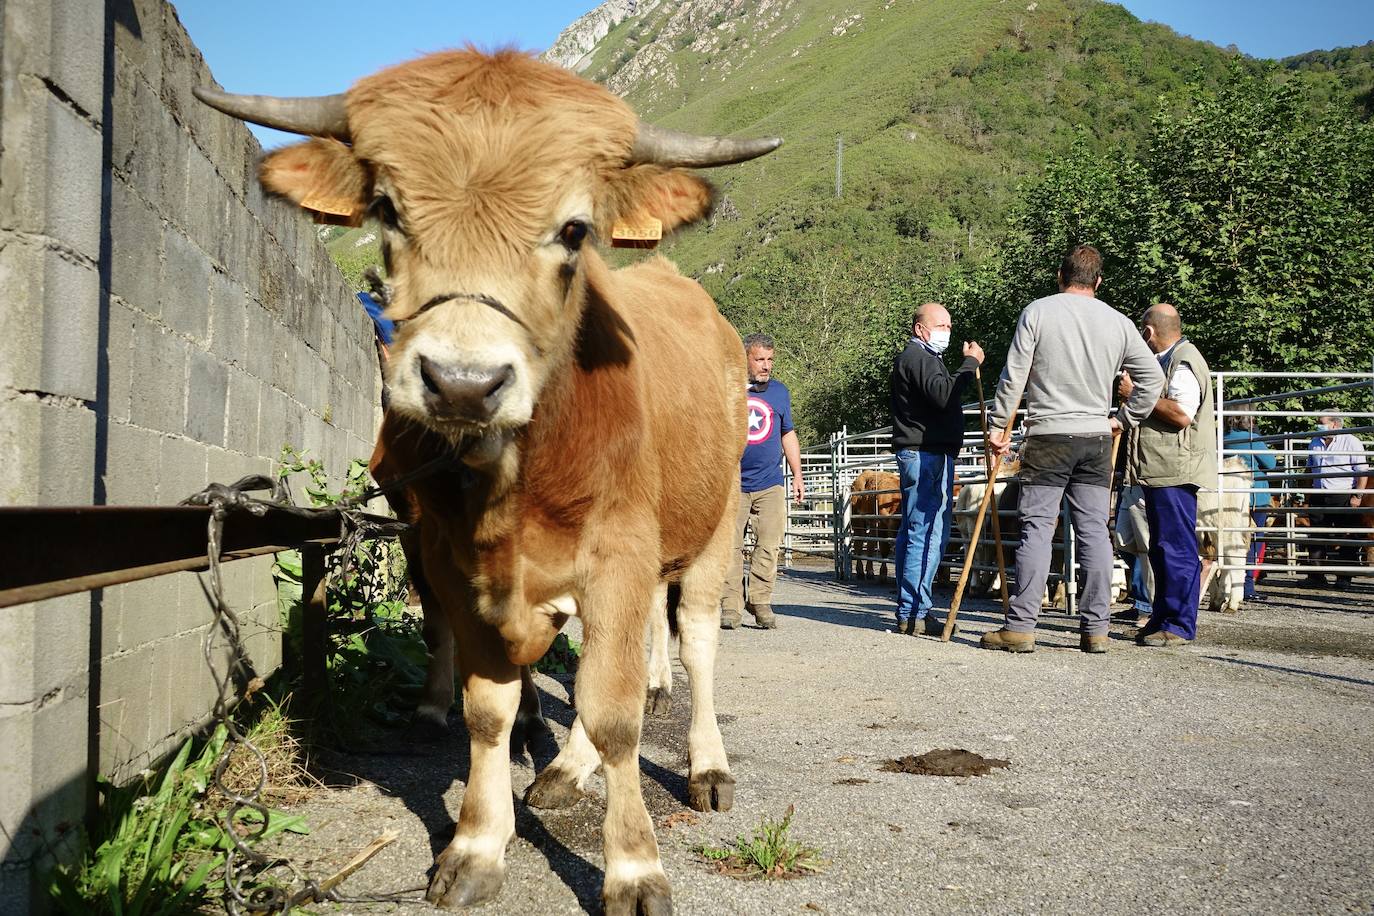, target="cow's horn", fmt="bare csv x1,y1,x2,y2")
630,123,782,168
192,86,350,140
